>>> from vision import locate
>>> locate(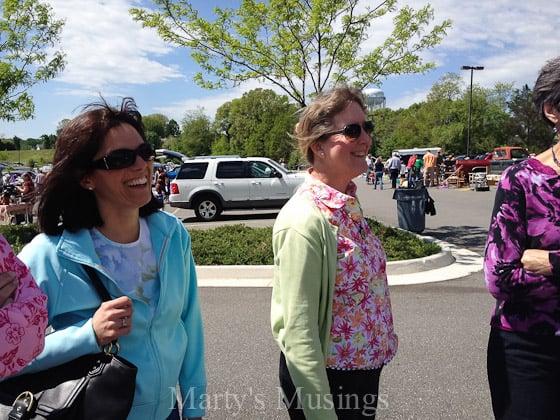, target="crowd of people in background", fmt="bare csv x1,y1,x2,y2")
0,167,49,224
365,150,456,189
